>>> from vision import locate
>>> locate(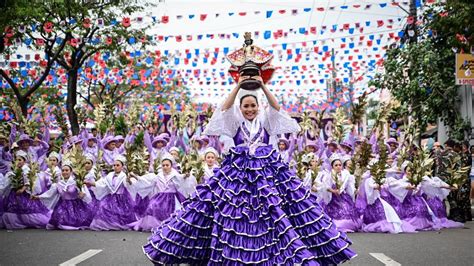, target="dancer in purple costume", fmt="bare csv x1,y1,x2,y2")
89,155,136,230
130,155,186,231
2,151,50,229
386,163,440,231
420,176,464,229
356,171,416,234
319,155,361,233
143,76,356,265
38,161,94,230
